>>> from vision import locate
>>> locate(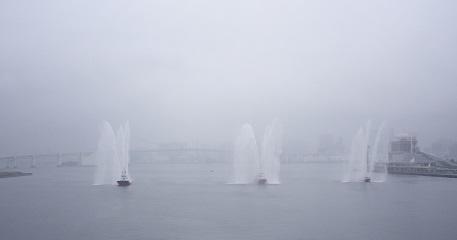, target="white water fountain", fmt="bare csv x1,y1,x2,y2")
260,119,283,184
230,120,283,184
116,122,131,183
343,121,387,183
368,122,388,182
230,124,260,184
93,121,131,185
